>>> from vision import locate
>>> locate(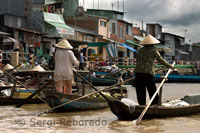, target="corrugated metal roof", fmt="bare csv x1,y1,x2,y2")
69,25,99,36
7,26,45,34
175,49,189,55
133,35,144,41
